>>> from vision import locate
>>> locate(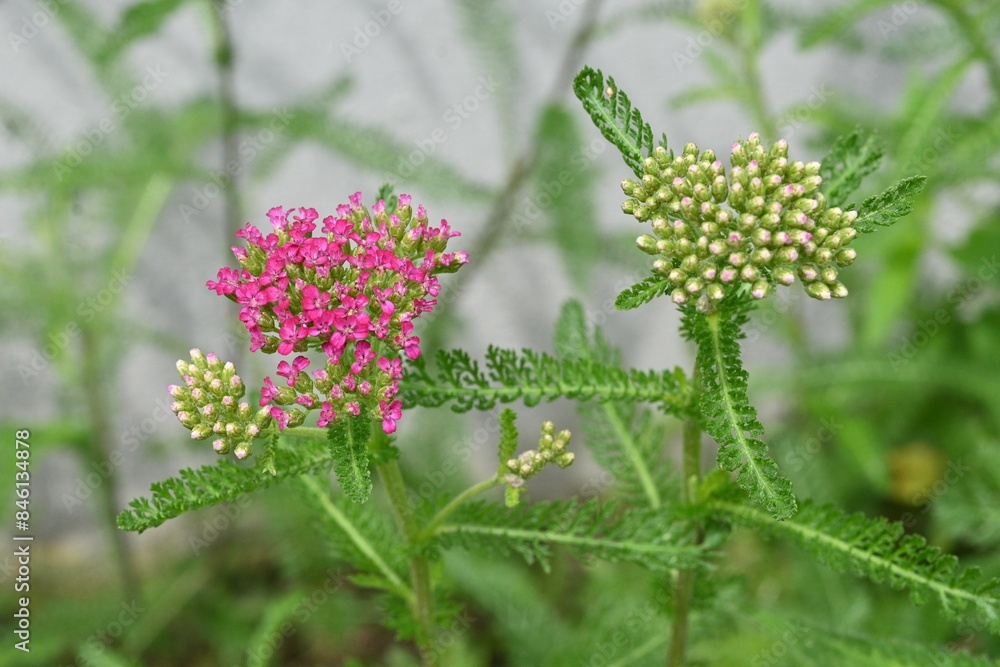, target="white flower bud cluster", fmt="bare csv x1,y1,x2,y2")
167,349,273,460
621,133,859,312
504,421,574,484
